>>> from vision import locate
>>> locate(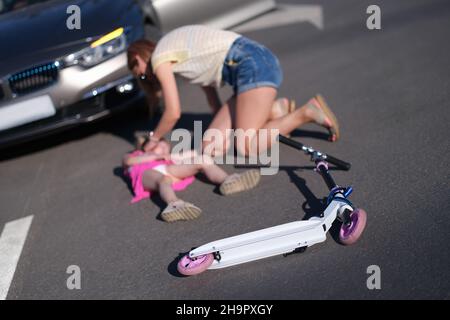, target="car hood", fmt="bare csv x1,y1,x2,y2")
0,0,143,76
